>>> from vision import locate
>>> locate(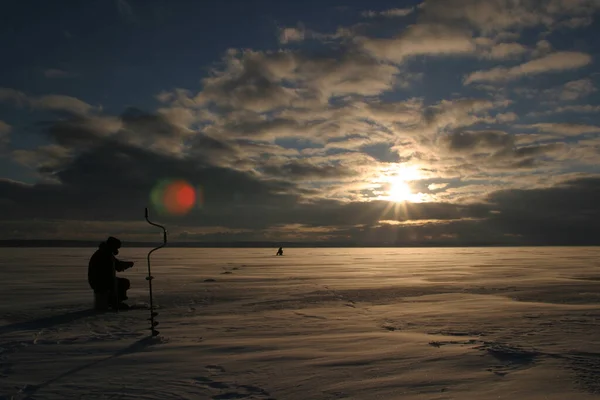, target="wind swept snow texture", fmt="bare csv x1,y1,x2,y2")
1,247,600,399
